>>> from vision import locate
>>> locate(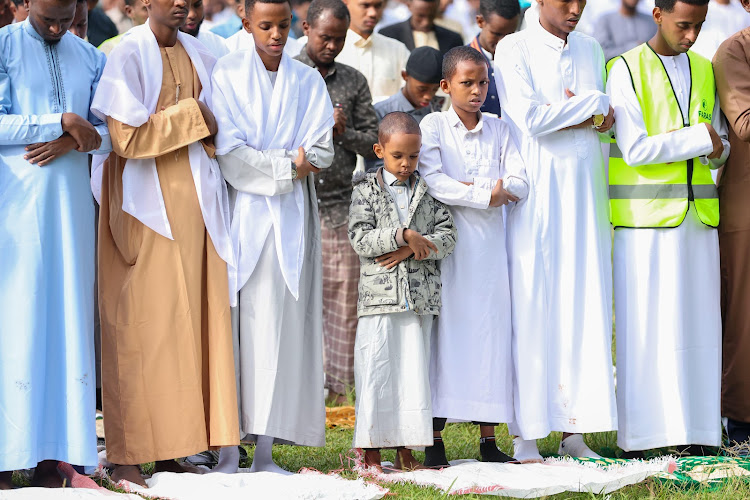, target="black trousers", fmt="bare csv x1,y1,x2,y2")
432,418,498,432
